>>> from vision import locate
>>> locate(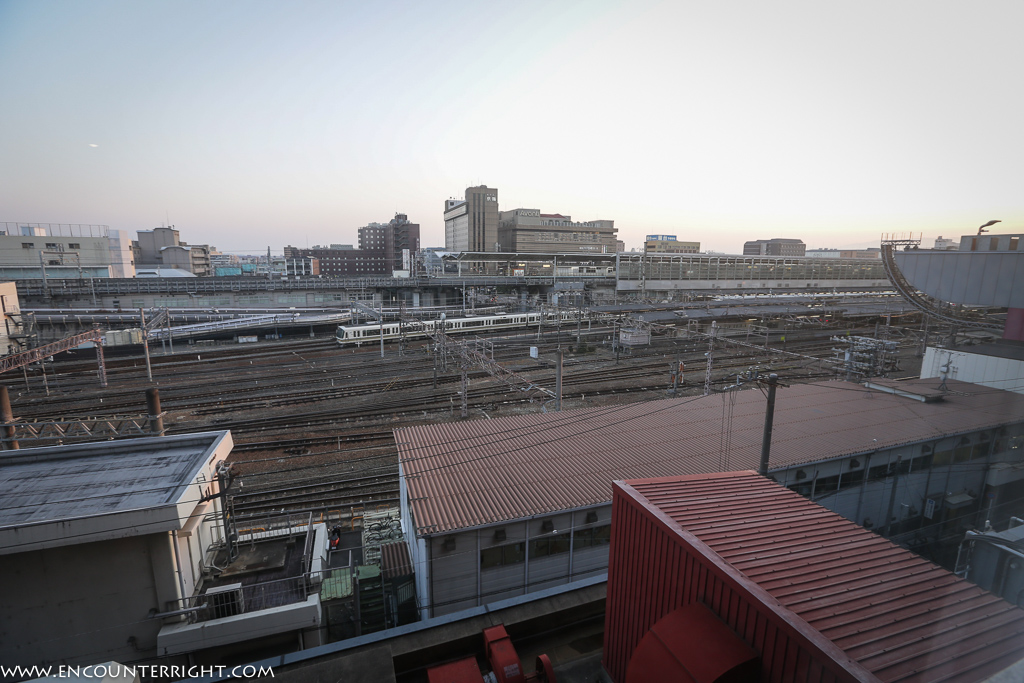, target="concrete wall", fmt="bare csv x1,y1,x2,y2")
0,533,181,669
0,234,133,277
0,281,21,355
